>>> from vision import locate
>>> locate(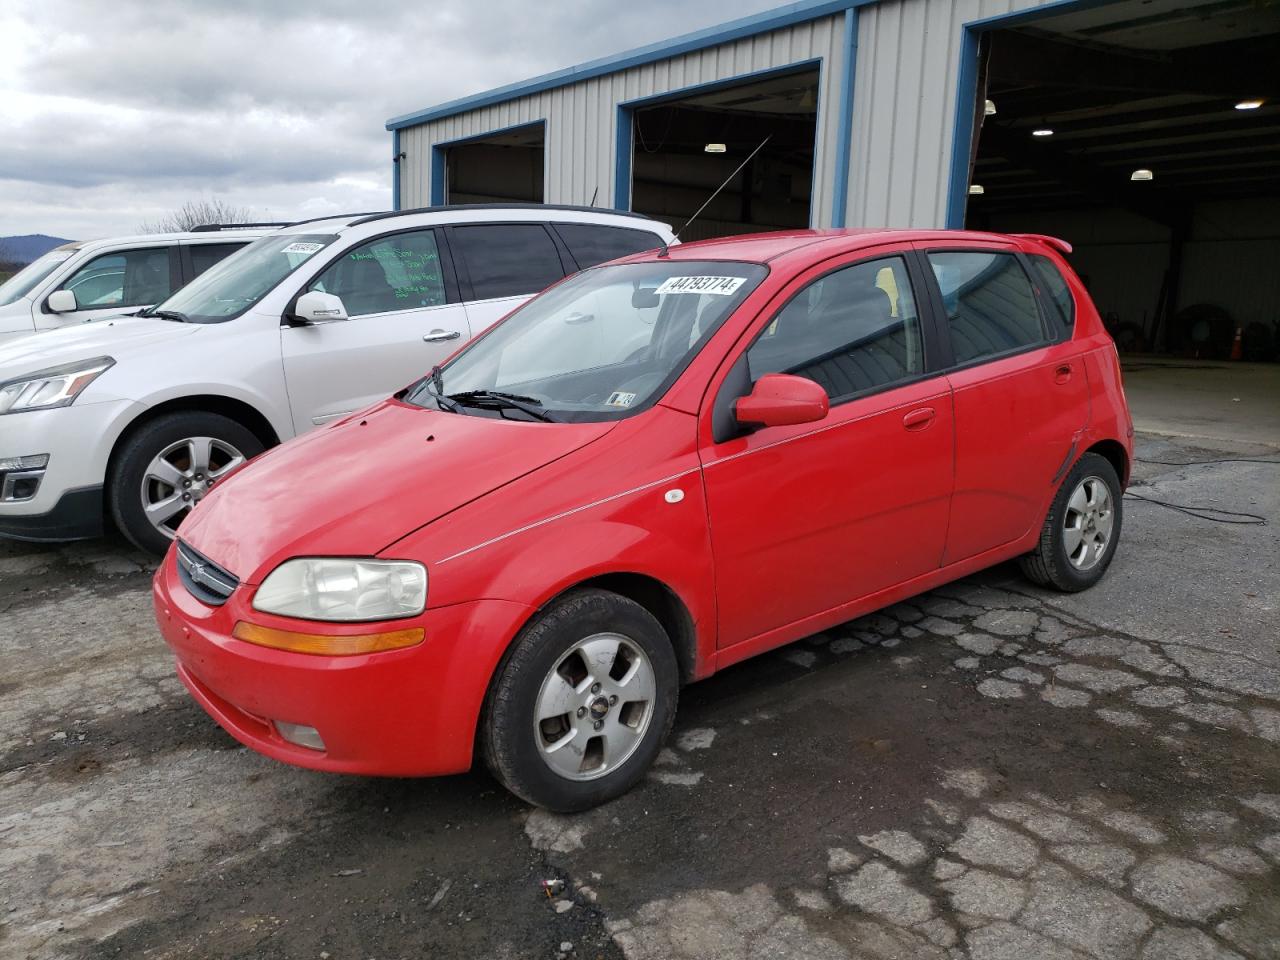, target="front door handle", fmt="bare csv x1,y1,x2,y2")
1055,362,1074,384
423,329,461,343
903,407,936,431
